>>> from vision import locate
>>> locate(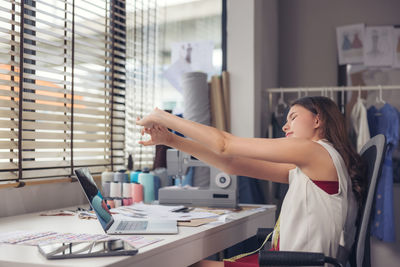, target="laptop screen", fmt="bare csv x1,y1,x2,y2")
75,168,113,231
